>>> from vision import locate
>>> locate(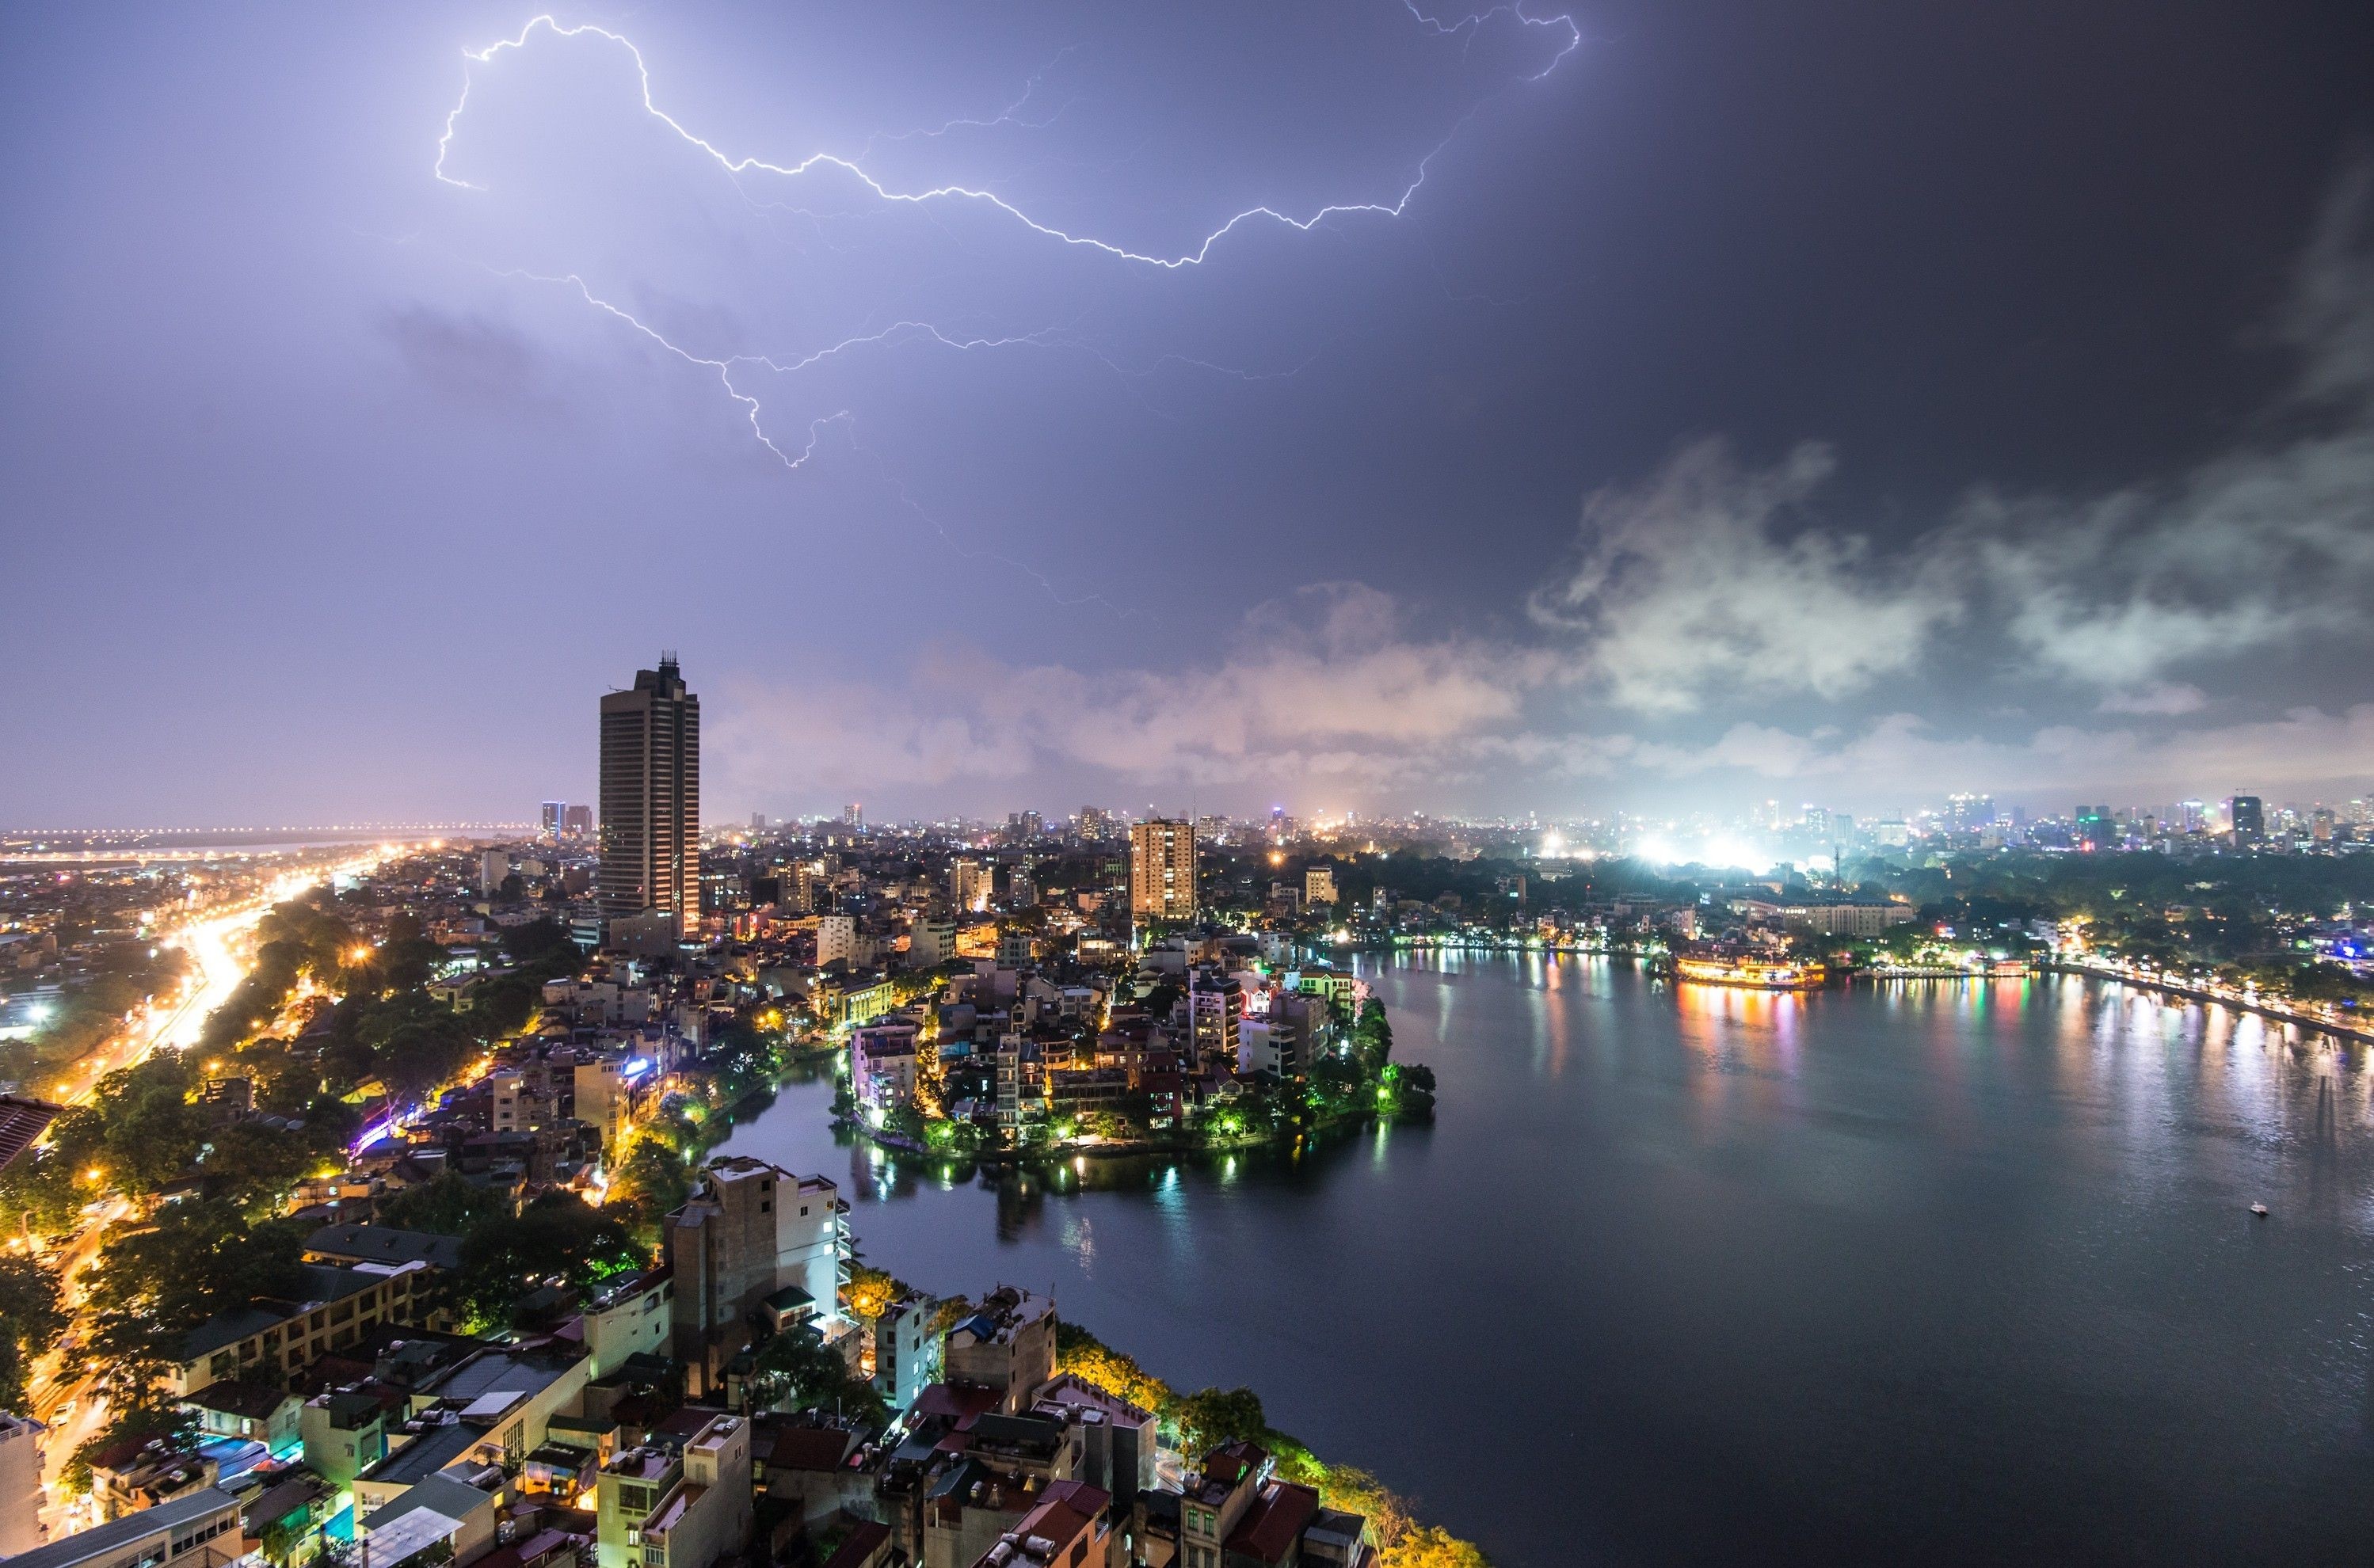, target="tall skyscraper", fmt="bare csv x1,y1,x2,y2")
600,653,700,922
1130,818,1198,922
2228,794,2264,841
541,800,566,840
562,803,593,839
